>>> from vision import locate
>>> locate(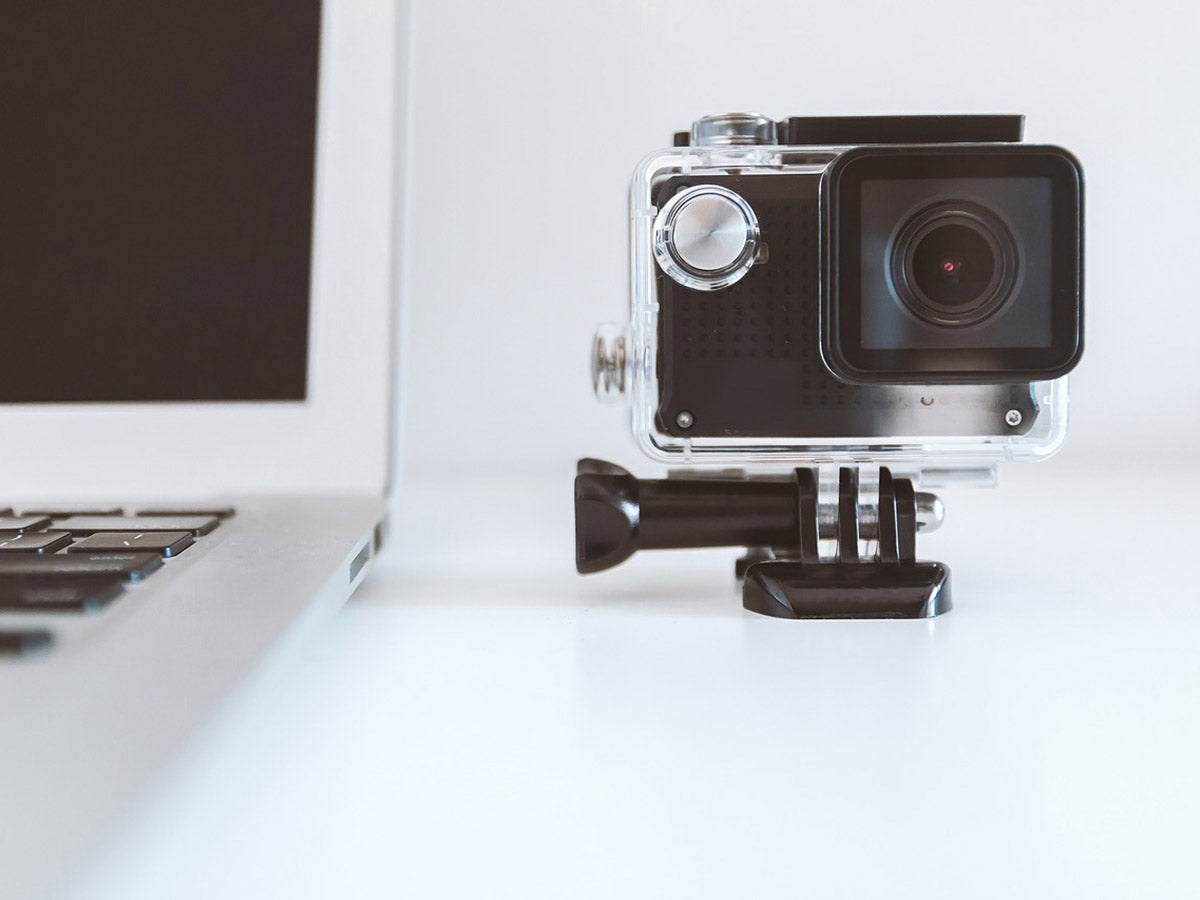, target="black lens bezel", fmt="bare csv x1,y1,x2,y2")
822,144,1083,384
